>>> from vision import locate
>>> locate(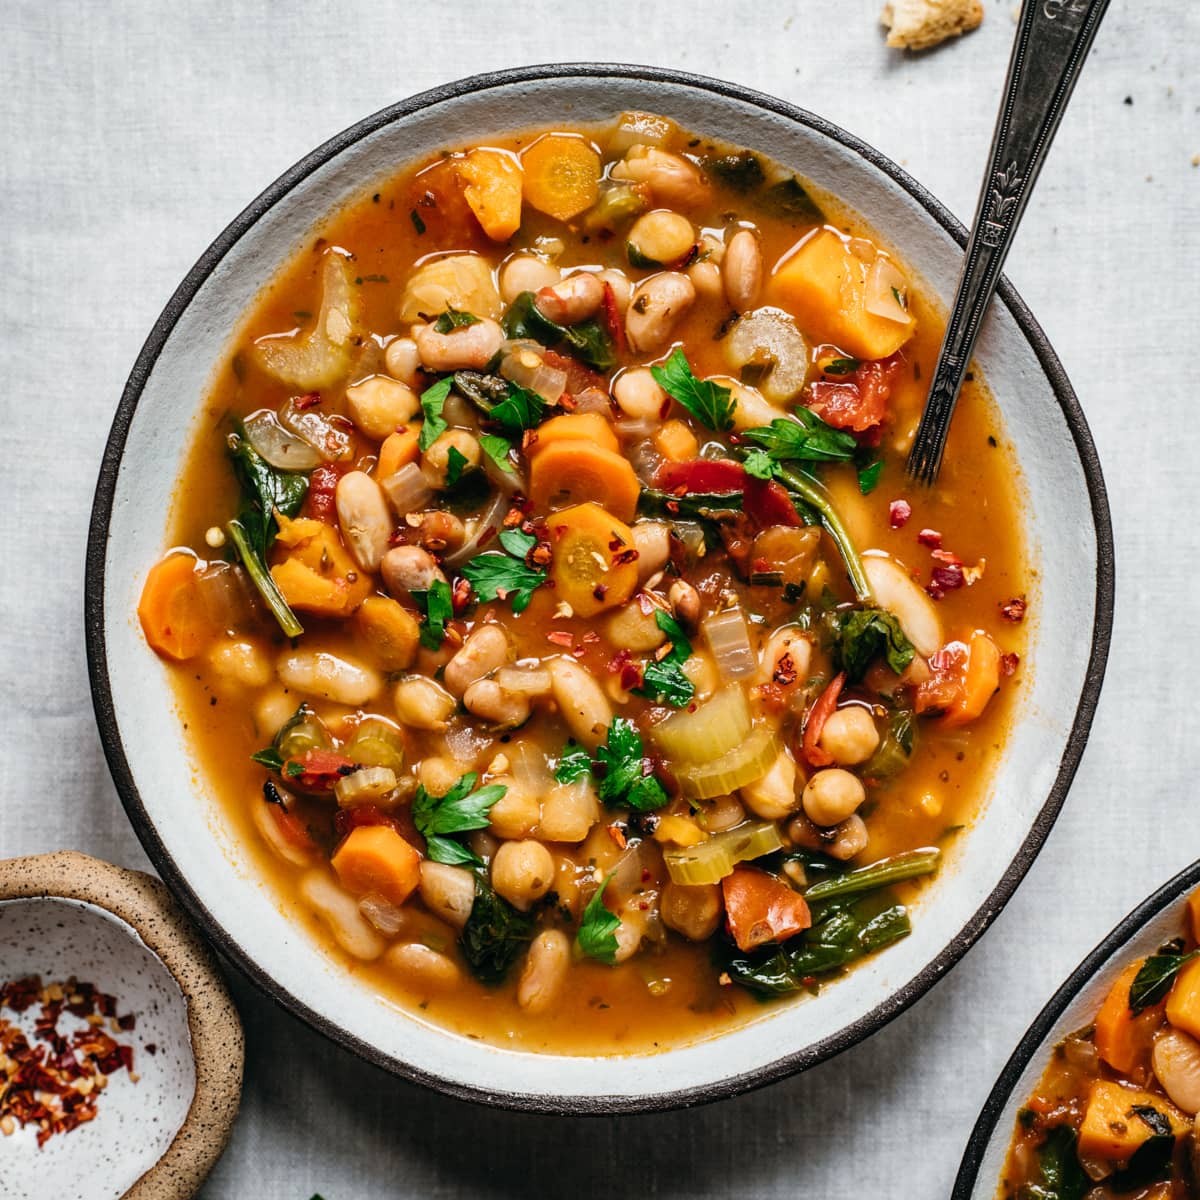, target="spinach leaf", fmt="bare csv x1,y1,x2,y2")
576,871,620,965
1108,1107,1175,1192
488,381,545,437
761,177,824,223
594,718,669,812
1130,944,1196,1013
650,348,736,432
459,879,536,984
857,460,883,495
555,742,593,785
418,377,453,451
502,291,615,372
835,608,915,683
861,708,916,781
432,307,480,334
702,152,766,193
413,579,454,650
742,412,858,465
633,611,694,708
1026,1124,1089,1200
452,369,511,415
638,488,744,524
823,357,860,376
412,771,506,865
